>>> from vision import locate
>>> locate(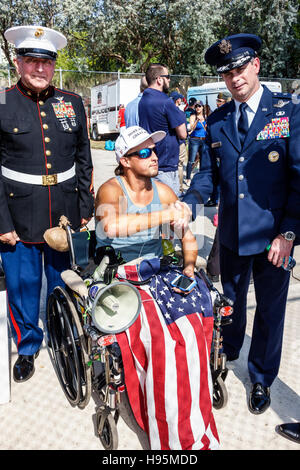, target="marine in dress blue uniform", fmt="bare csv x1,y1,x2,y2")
1,26,94,382
183,34,300,413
